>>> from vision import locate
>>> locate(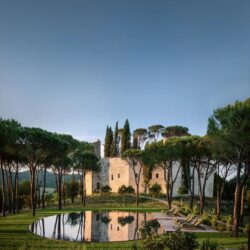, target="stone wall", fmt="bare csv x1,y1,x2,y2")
87,157,215,198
